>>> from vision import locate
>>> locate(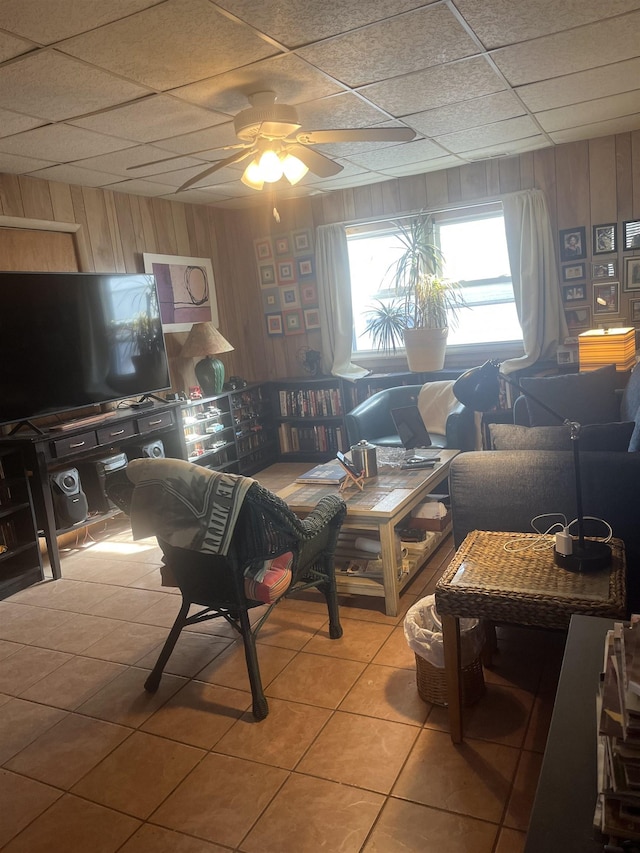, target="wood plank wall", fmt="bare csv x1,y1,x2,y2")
1,130,639,386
